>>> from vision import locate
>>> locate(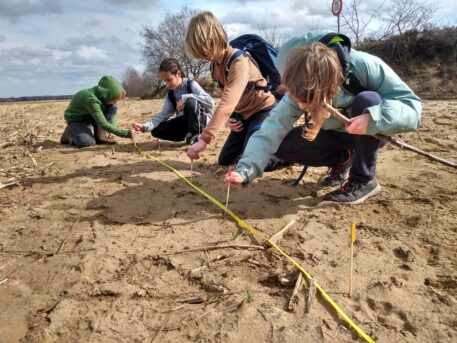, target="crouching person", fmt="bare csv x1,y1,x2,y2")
225,31,422,204
60,75,134,148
